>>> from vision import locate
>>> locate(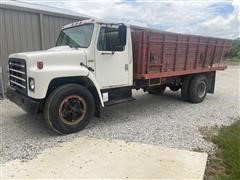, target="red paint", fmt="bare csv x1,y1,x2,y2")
37,61,43,69
131,27,232,80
